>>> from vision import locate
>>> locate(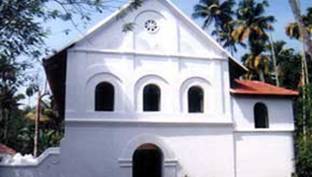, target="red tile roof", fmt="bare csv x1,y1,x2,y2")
0,144,16,155
231,79,299,96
